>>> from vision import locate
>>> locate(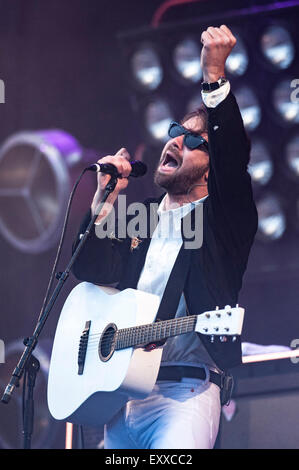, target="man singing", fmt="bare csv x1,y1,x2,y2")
71,25,258,449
